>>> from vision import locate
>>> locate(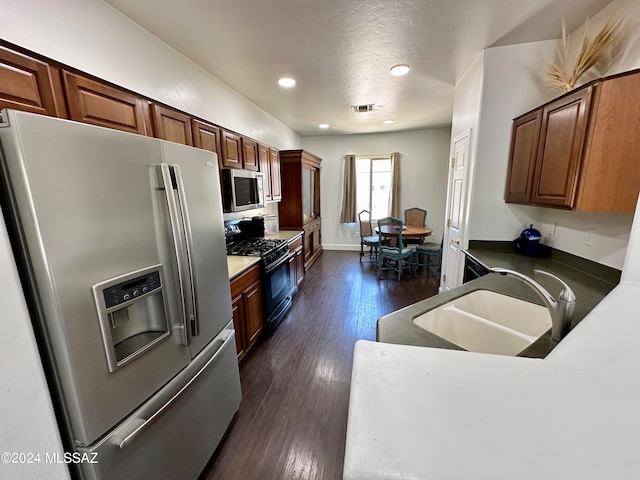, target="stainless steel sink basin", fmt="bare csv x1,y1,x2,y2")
412,290,552,356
